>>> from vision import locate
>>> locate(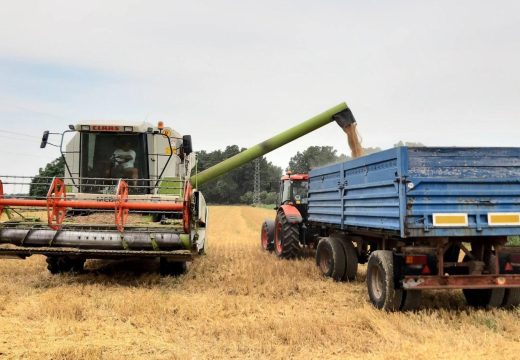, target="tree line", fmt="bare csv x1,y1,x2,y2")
30,142,423,203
